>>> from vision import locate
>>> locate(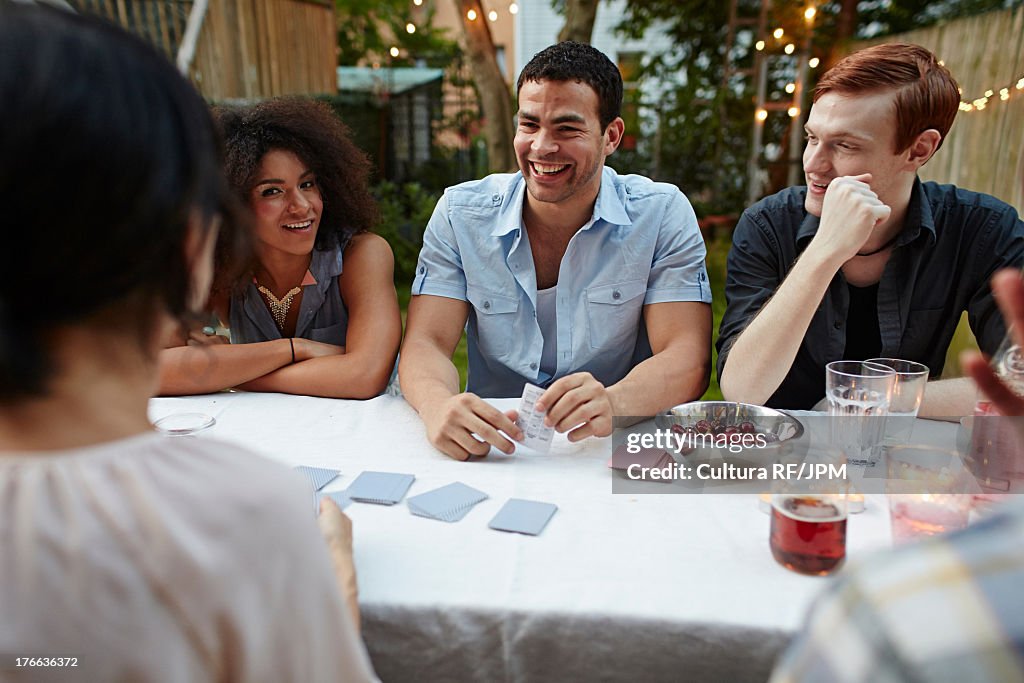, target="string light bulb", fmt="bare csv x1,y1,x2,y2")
773,28,784,39
509,2,518,14
756,109,768,122
406,22,416,33
466,8,477,20
784,43,795,55
389,46,399,57
804,6,816,20
488,9,497,21
809,57,820,68
788,106,800,118
755,40,765,51
948,72,1024,112
785,83,795,94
